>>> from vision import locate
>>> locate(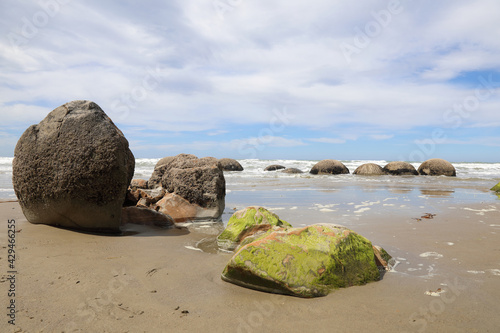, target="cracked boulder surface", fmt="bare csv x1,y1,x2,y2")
12,100,135,233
